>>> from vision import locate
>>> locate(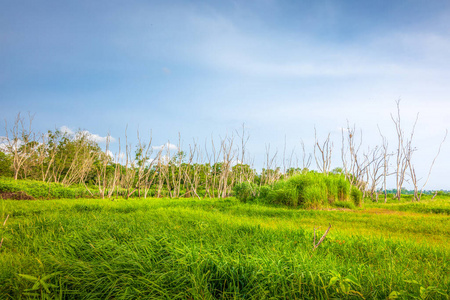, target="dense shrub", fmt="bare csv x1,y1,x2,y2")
259,185,271,199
